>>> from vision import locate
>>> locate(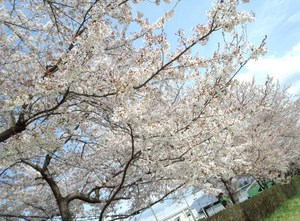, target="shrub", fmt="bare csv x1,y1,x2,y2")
204,176,300,221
